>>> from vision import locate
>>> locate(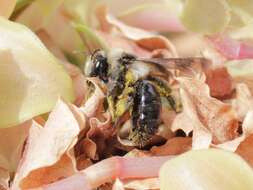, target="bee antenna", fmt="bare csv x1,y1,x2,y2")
72,49,102,56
